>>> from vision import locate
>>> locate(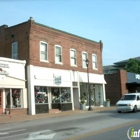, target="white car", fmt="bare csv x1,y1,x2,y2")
116,93,140,113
